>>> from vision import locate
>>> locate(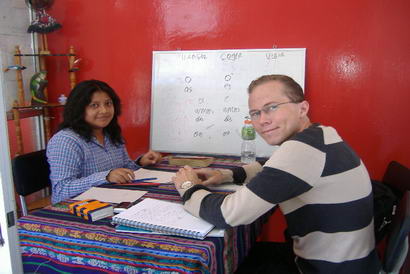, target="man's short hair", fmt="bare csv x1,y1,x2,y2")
248,74,304,102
